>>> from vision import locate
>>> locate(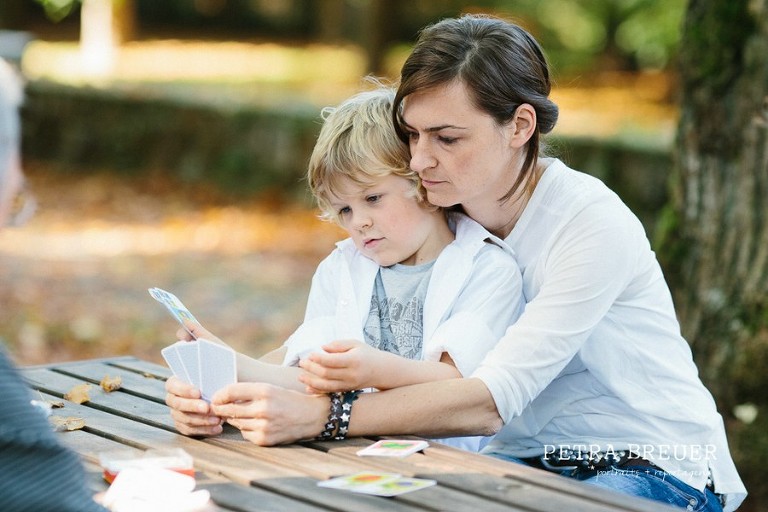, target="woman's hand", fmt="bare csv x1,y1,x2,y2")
210,383,329,445
165,376,224,437
298,339,389,393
